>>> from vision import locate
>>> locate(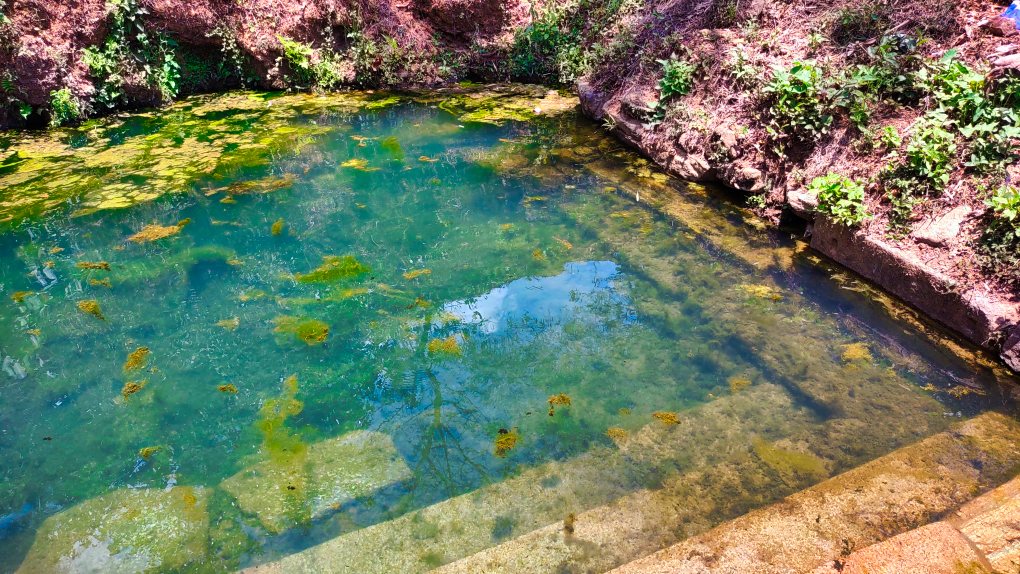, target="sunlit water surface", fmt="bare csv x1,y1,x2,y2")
0,88,1015,573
